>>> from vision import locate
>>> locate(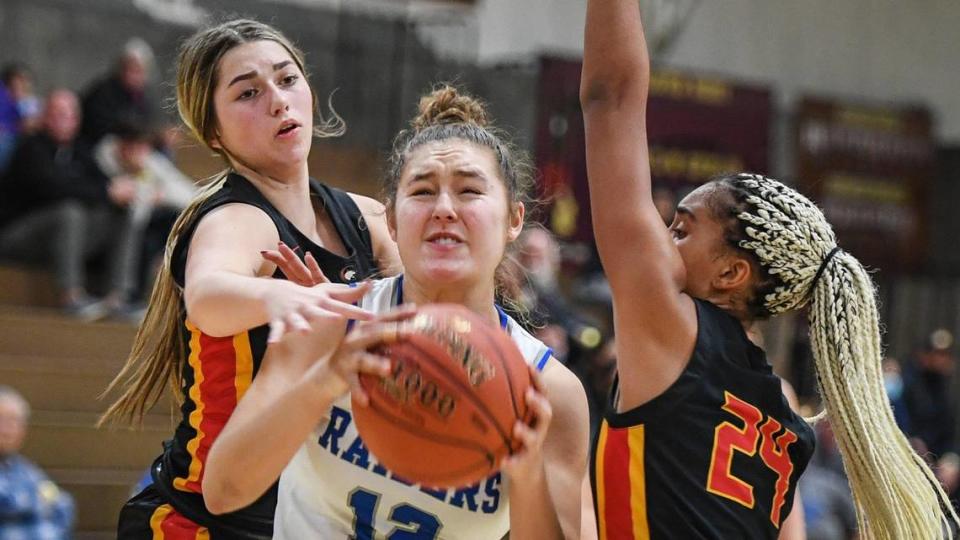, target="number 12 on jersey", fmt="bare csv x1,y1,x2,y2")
706,391,798,527
348,488,443,539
